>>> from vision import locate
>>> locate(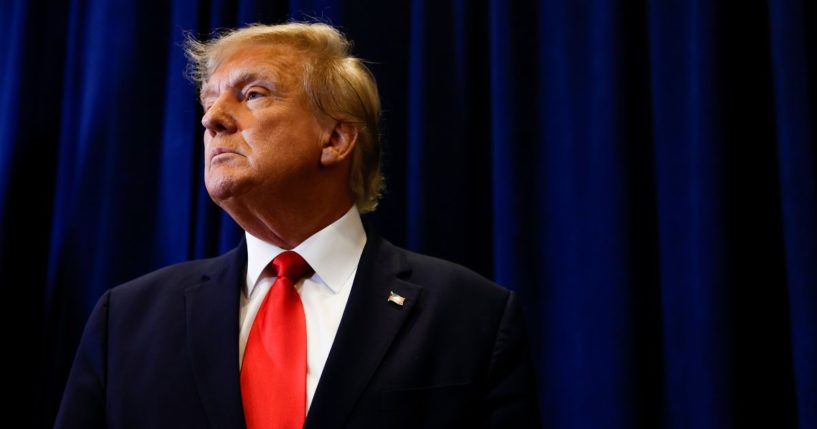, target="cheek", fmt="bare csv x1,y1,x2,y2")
241,129,254,146
241,113,326,165
241,128,273,162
